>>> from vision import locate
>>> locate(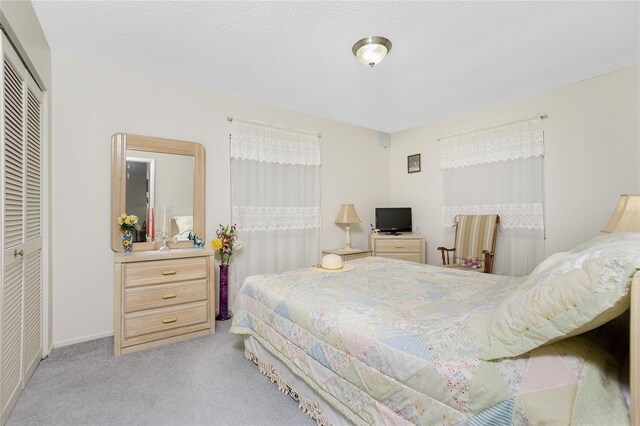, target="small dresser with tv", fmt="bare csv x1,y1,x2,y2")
370,233,426,263
371,207,425,263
